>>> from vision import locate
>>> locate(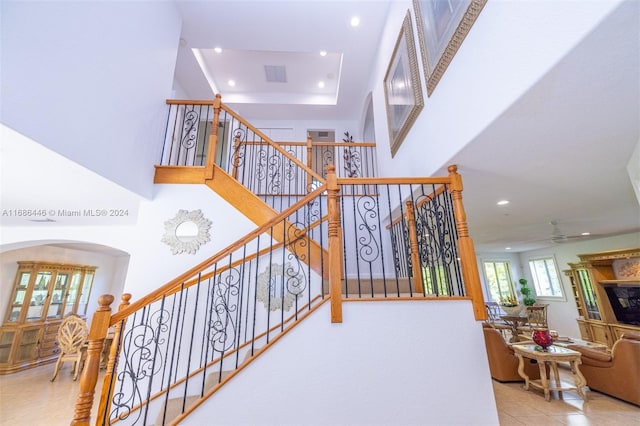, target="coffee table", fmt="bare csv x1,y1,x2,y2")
552,337,608,351
511,343,587,401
